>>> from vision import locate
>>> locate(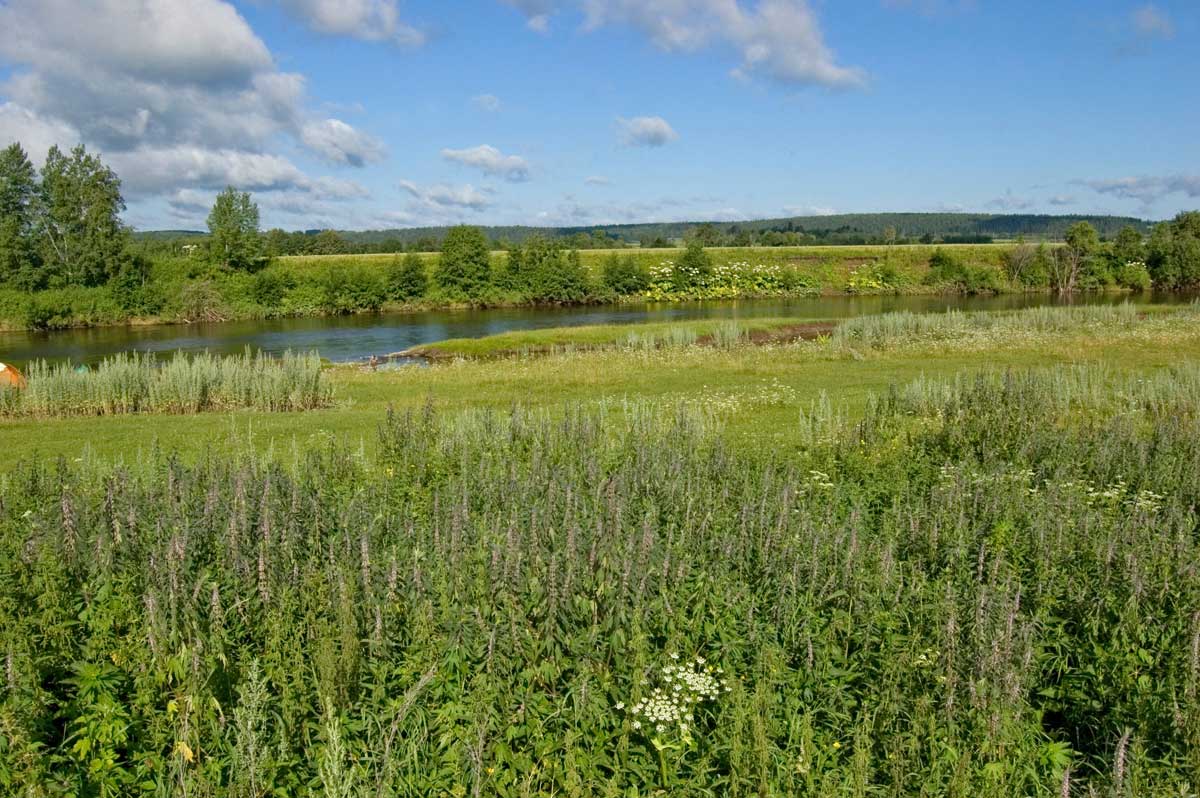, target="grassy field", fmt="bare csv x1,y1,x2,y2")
2,304,1196,464
3,306,1199,794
